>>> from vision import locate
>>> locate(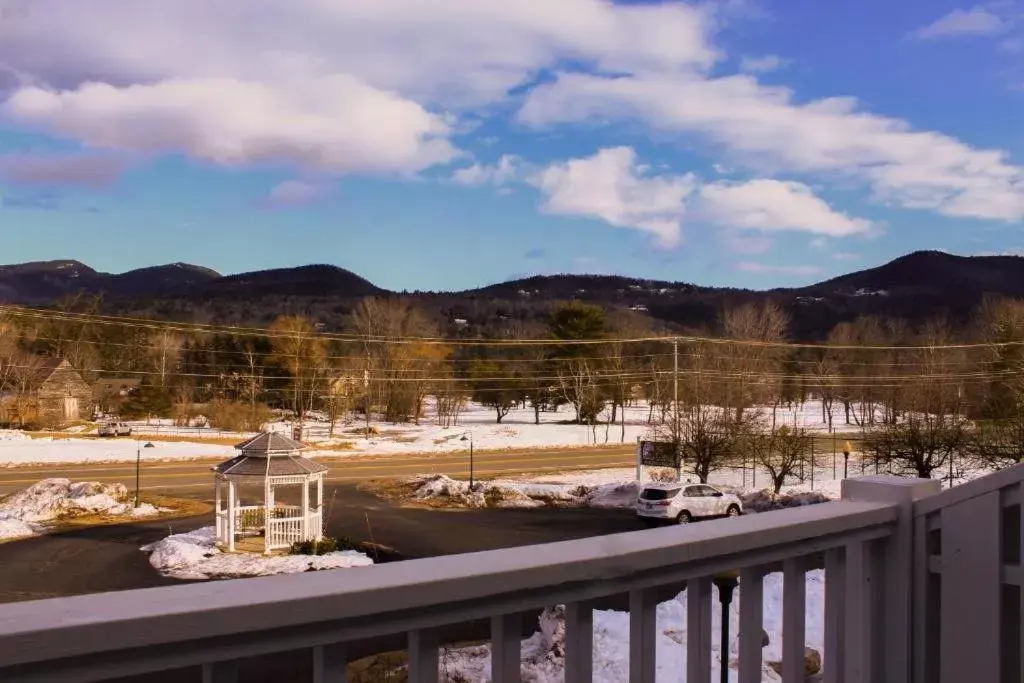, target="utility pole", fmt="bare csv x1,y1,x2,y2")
363,367,370,437
134,439,141,508
673,338,679,442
